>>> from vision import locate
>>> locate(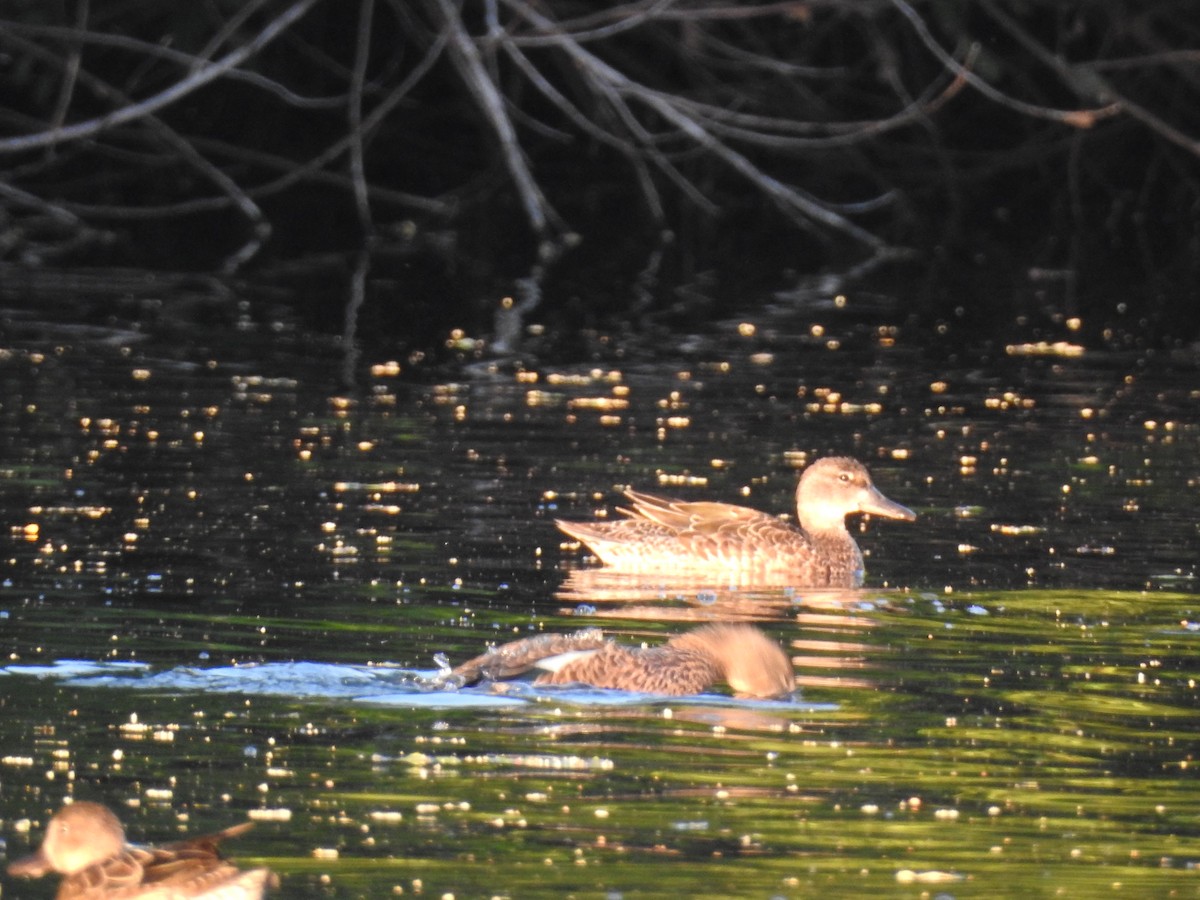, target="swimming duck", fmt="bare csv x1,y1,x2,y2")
557,456,915,587
445,623,795,698
6,801,275,900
